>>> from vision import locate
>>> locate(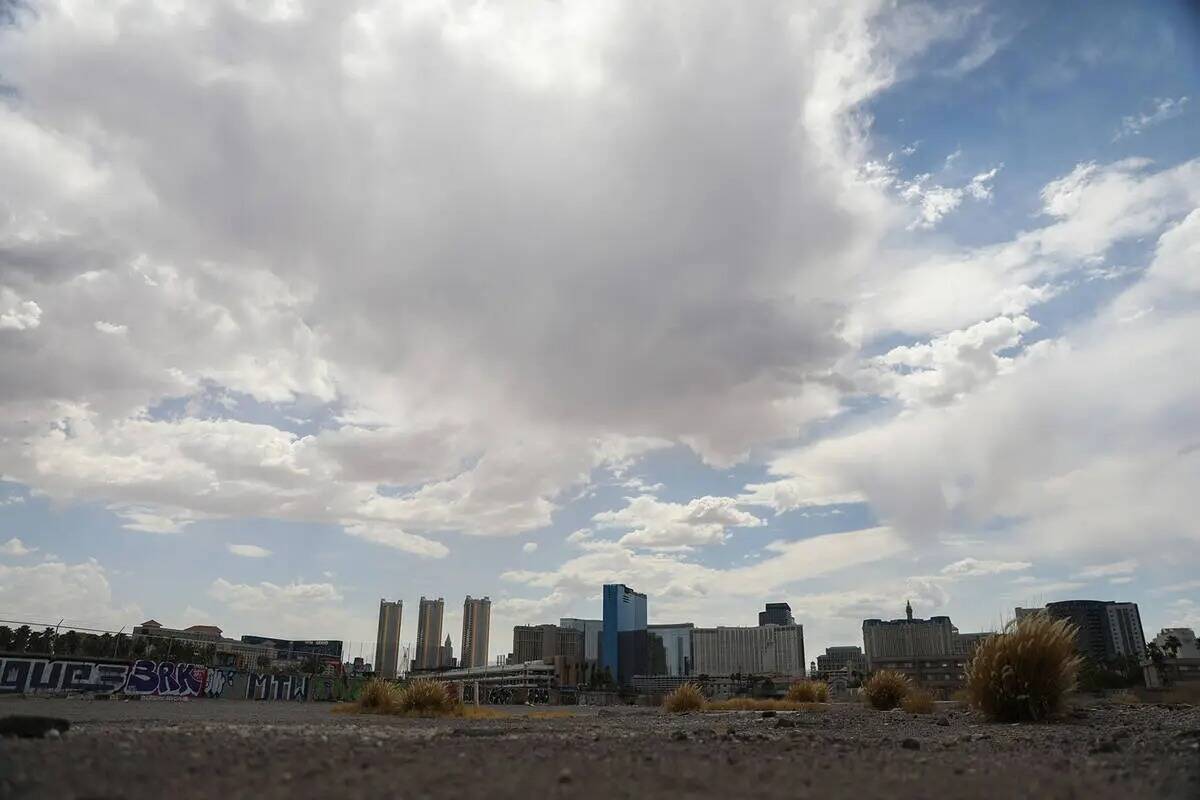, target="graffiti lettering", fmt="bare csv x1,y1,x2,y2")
0,658,131,695
246,673,308,701
203,667,235,698
124,659,207,697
